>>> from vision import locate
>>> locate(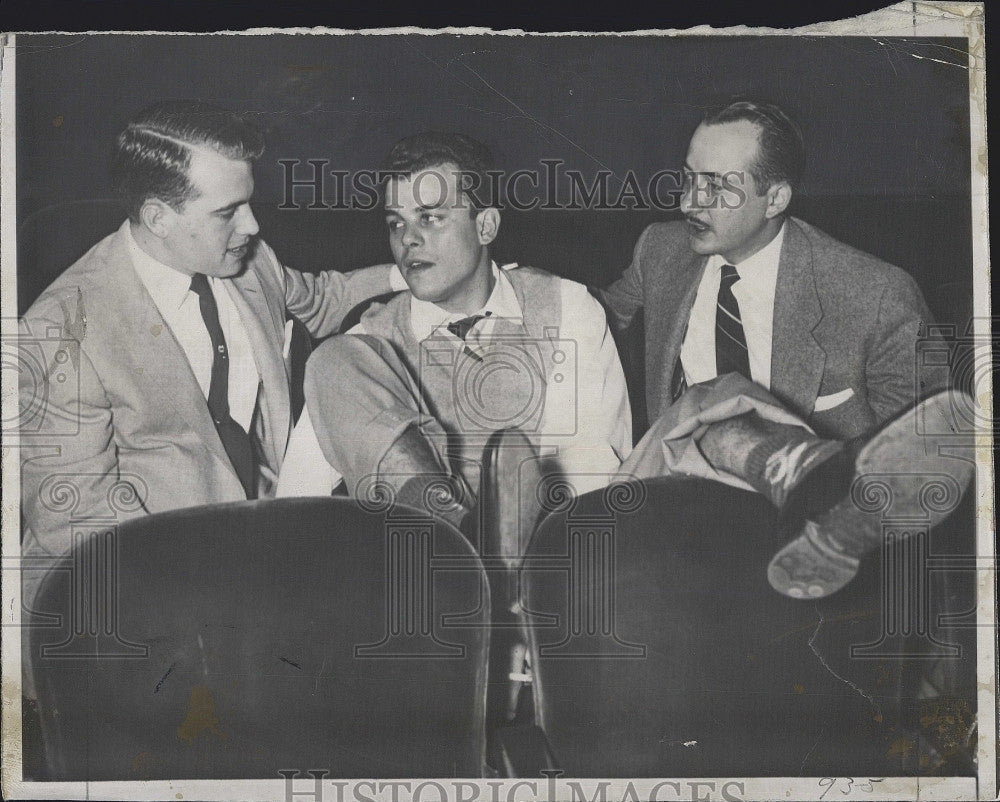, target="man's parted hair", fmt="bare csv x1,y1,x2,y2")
381,131,495,215
111,100,265,222
703,100,805,194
